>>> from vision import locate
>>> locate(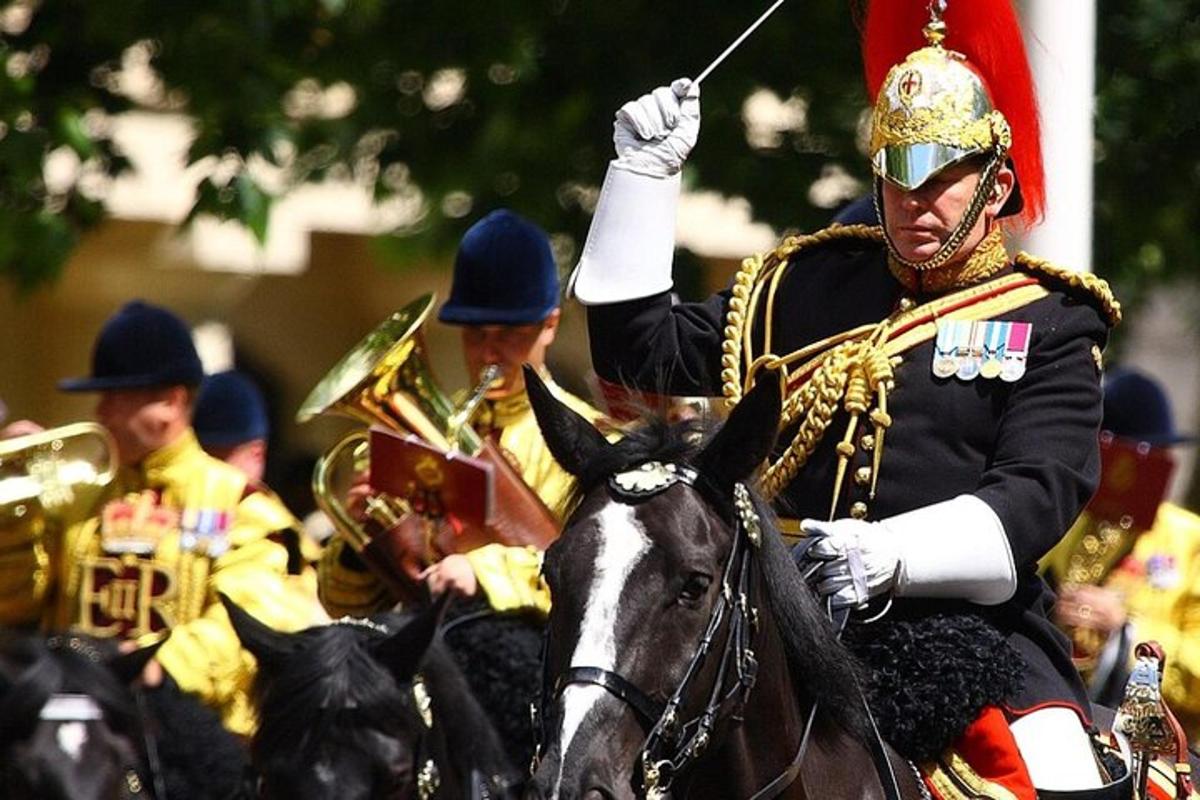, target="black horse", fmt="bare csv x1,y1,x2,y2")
522,367,927,799
223,594,523,800
0,631,246,800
